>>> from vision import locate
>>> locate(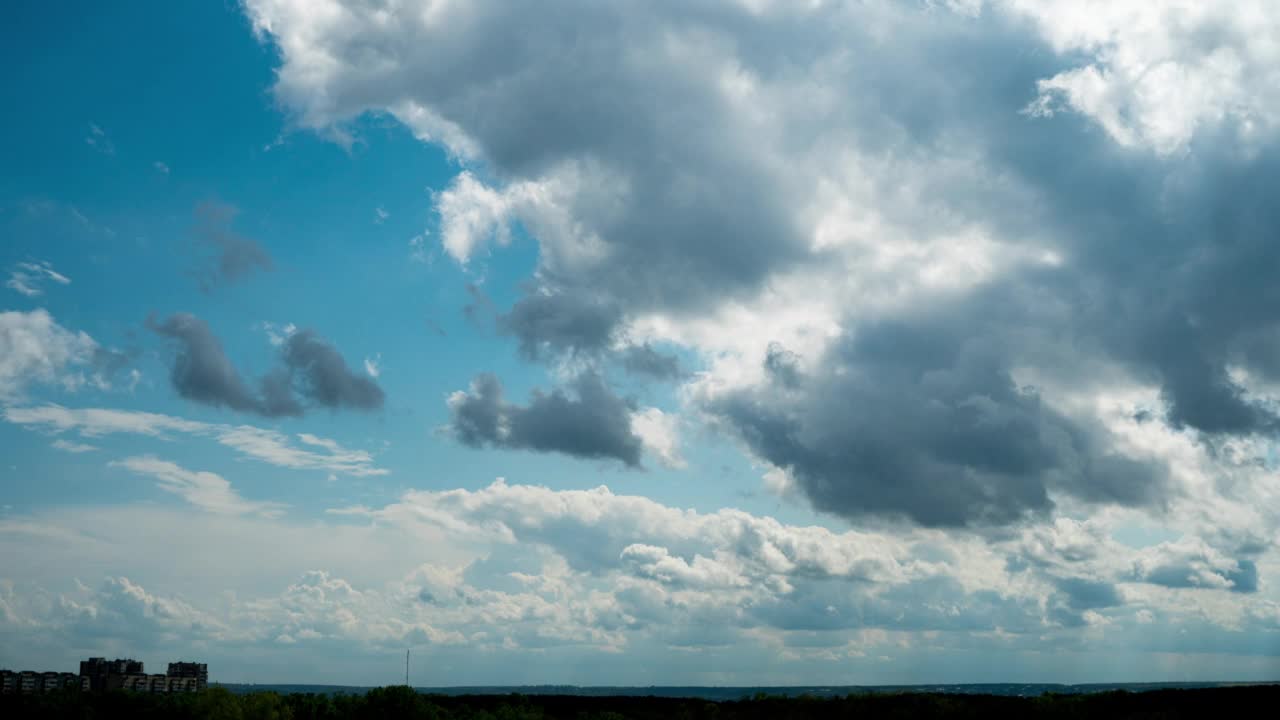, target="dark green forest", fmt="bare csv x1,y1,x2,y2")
4,684,1279,720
